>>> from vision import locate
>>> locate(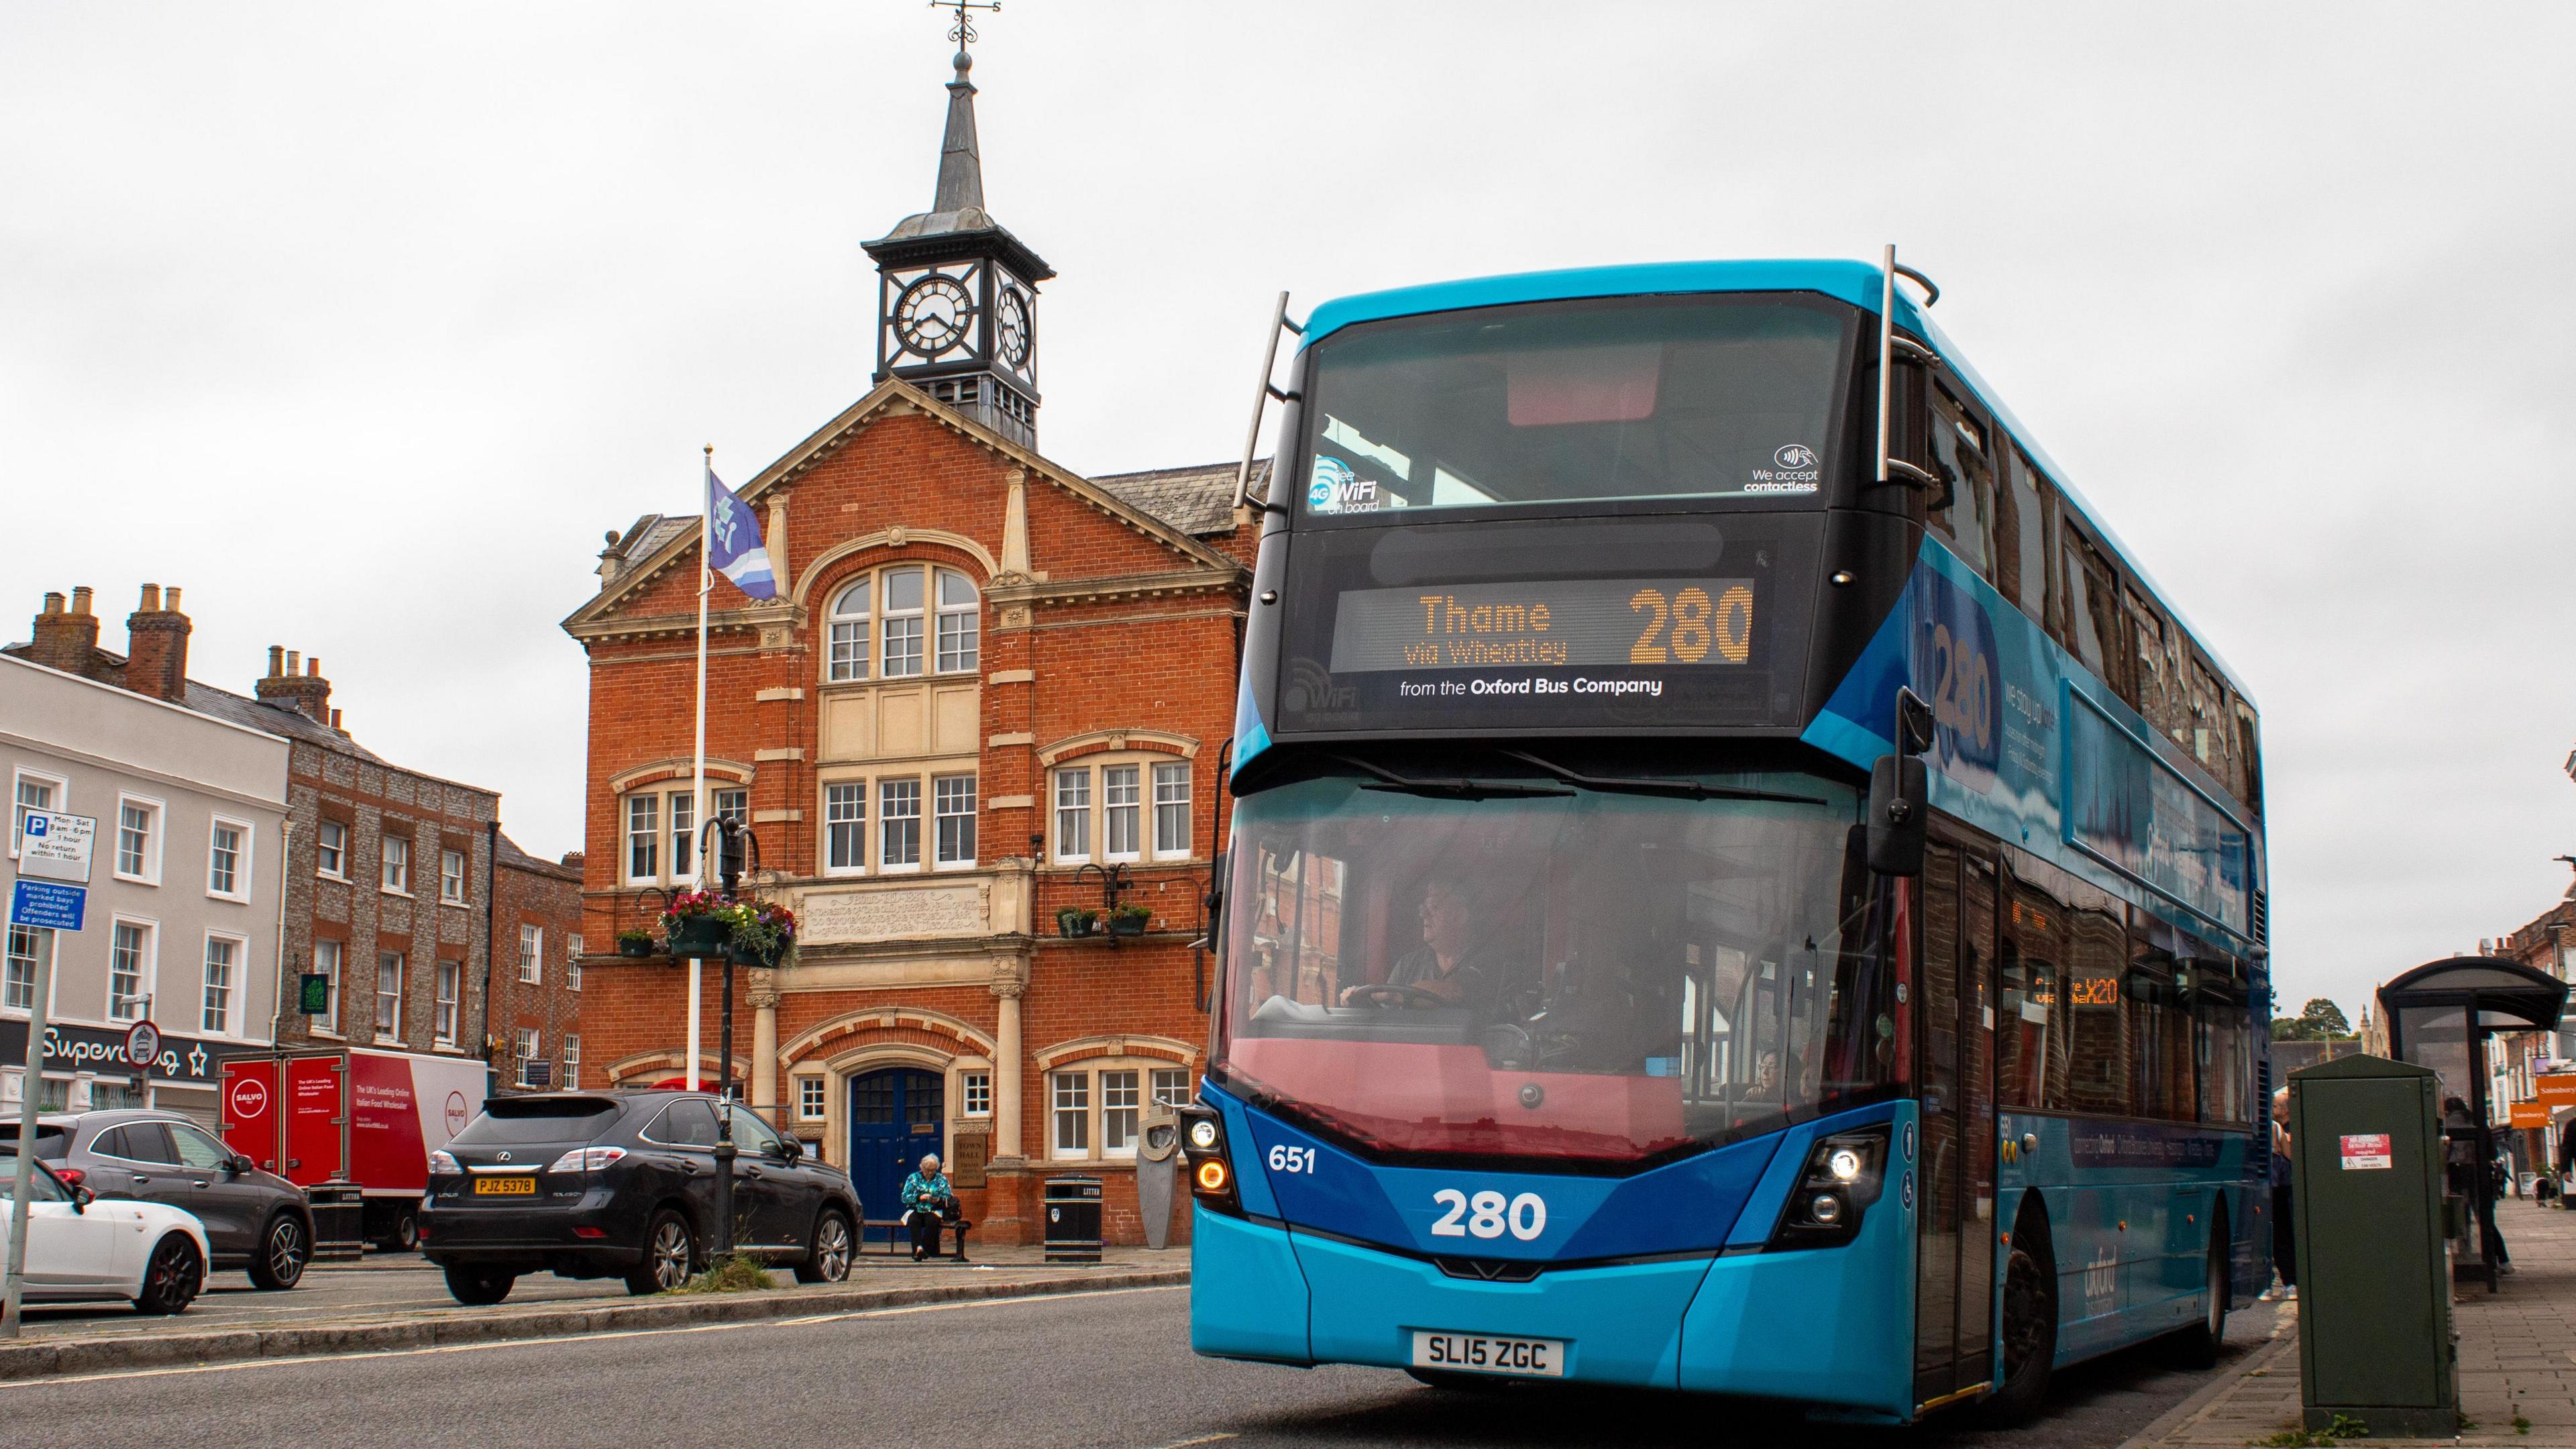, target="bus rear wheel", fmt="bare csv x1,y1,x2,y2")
2165,1214,2230,1368
1982,1229,2056,1425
